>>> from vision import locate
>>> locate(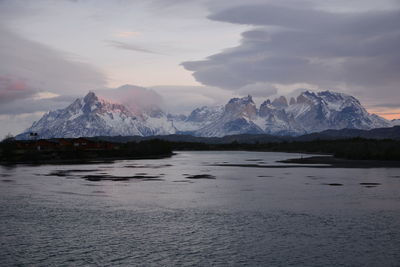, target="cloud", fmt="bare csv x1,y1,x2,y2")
33,91,59,100
182,2,400,107
0,76,37,103
106,40,162,54
114,31,140,38
95,84,165,114
237,82,278,97
150,85,236,114
0,95,76,115
0,112,46,139
0,25,107,114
